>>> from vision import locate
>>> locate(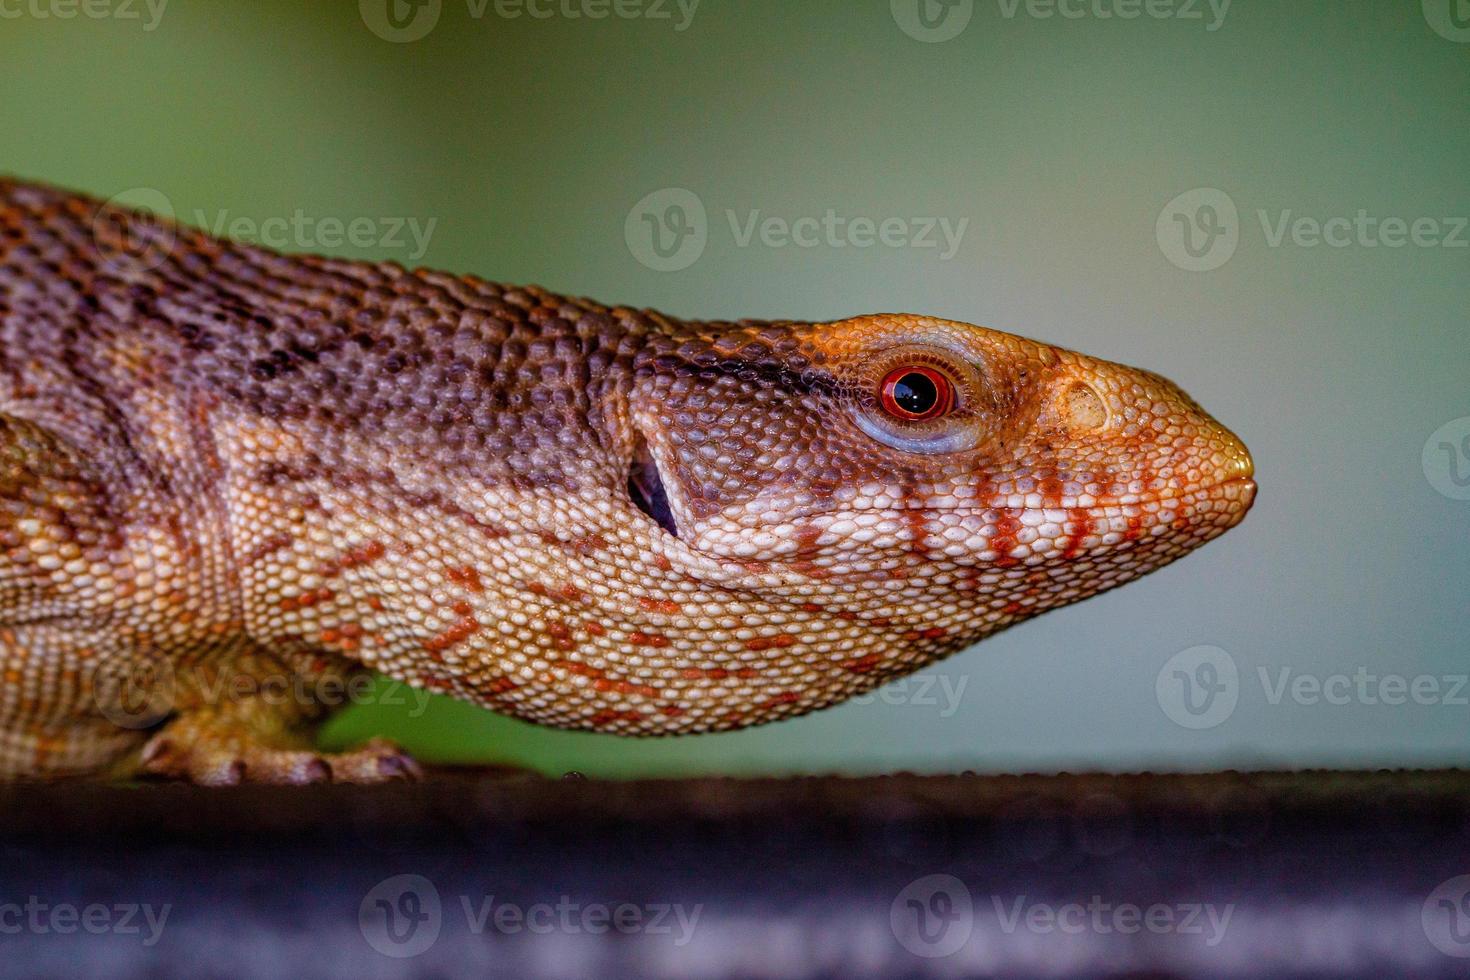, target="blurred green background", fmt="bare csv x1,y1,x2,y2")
1,0,1465,776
